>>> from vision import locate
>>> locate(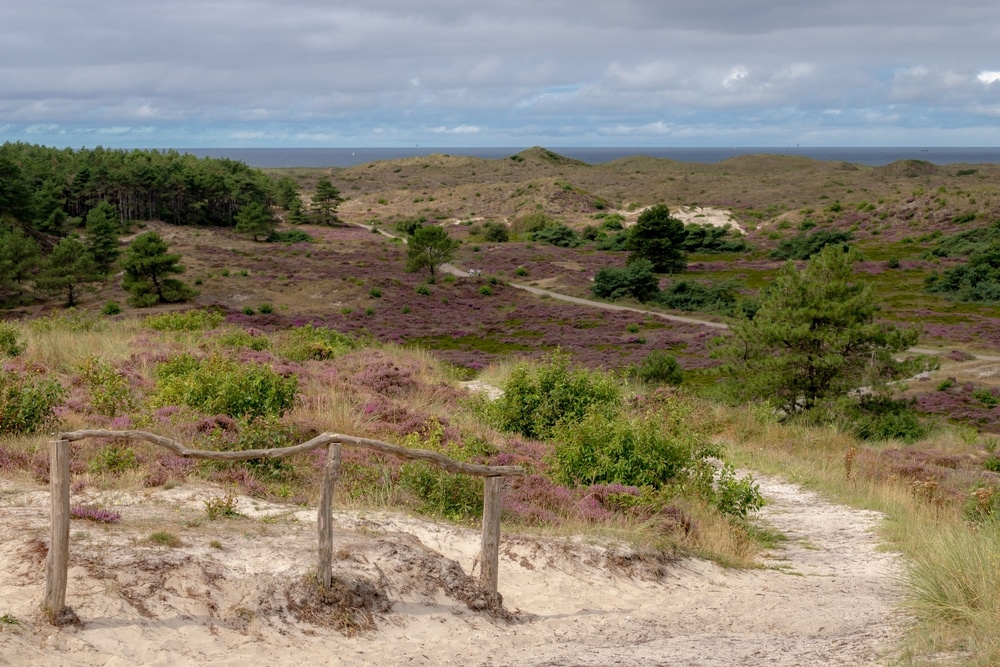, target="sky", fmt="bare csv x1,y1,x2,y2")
3,1,1000,149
